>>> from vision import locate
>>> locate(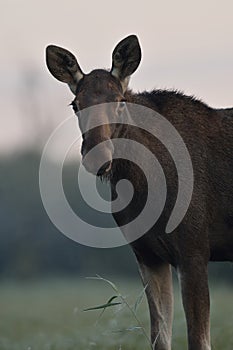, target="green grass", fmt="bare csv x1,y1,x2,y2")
0,278,232,350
